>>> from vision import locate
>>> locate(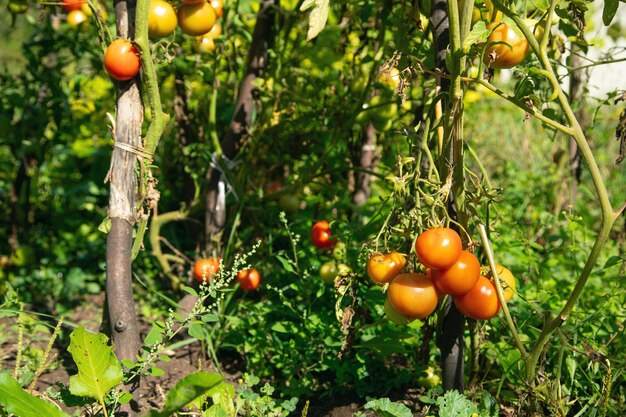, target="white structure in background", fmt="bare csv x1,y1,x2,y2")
585,3,626,96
